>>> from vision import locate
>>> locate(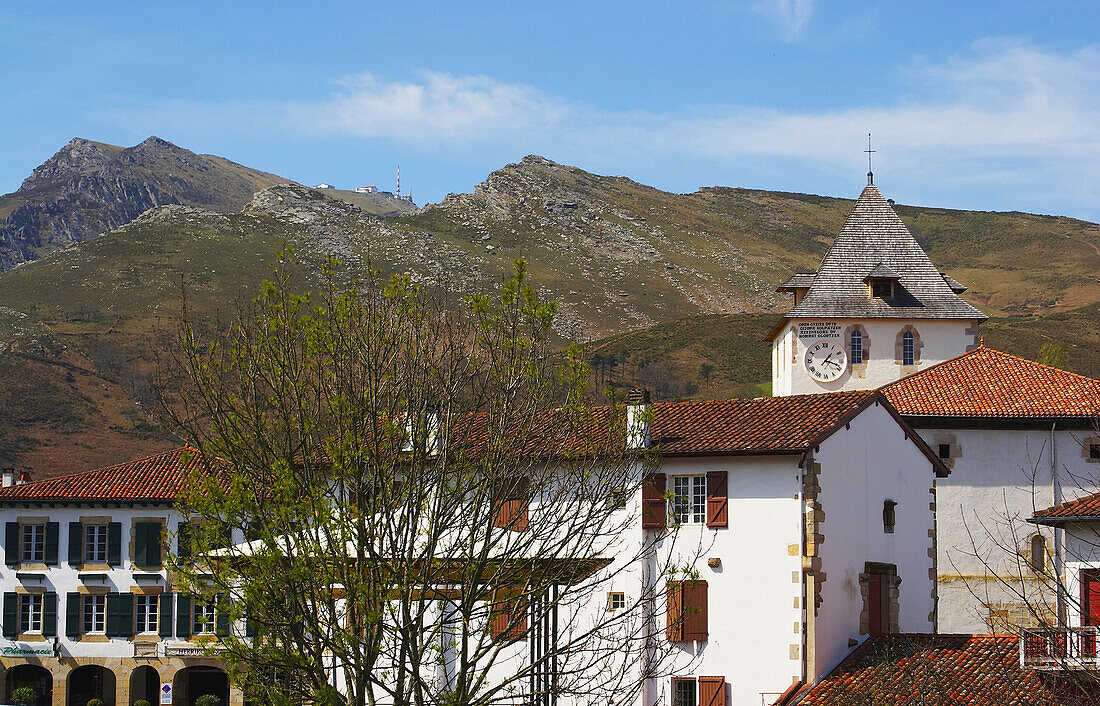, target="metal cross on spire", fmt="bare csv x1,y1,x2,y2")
865,133,875,185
